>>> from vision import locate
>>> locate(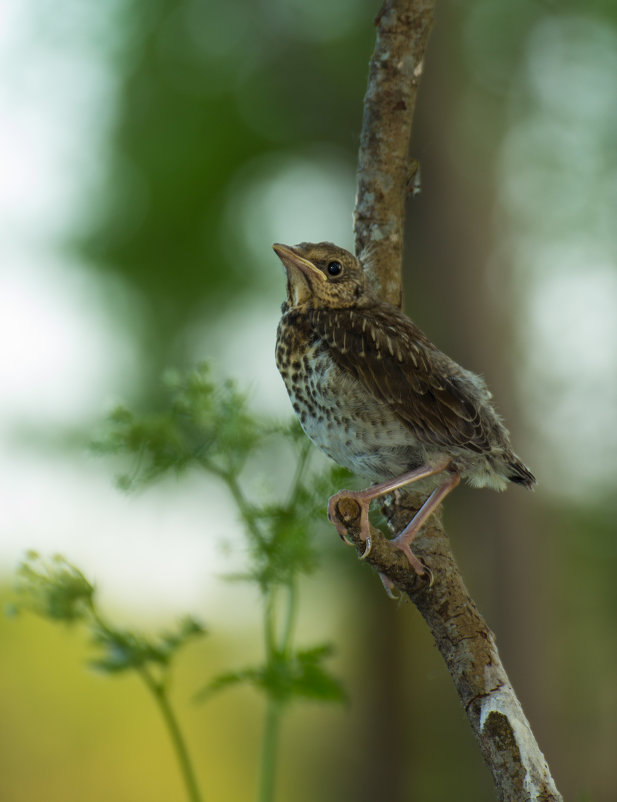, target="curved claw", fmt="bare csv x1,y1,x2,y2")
378,572,399,599
420,562,434,588
358,535,372,561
